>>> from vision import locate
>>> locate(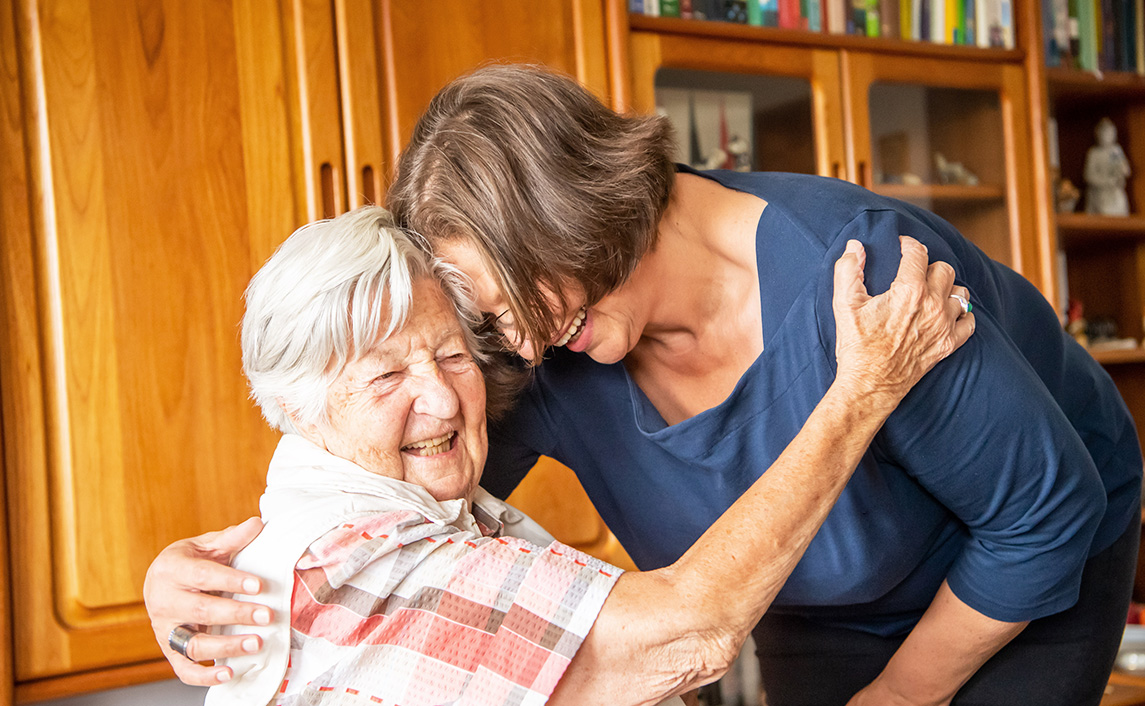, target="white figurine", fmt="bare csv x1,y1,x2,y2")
1084,118,1132,216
